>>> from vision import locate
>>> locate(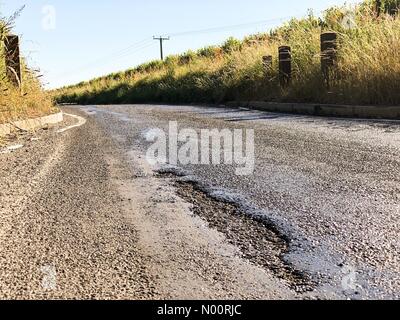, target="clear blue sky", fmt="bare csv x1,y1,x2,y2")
1,0,359,89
